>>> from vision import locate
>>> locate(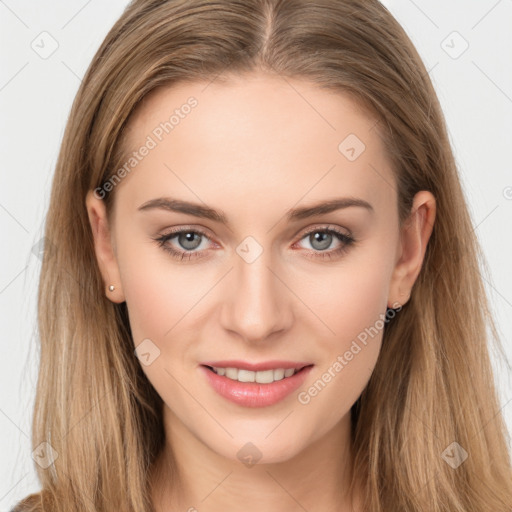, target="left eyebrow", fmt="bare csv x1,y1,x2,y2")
286,197,374,221
137,196,374,227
